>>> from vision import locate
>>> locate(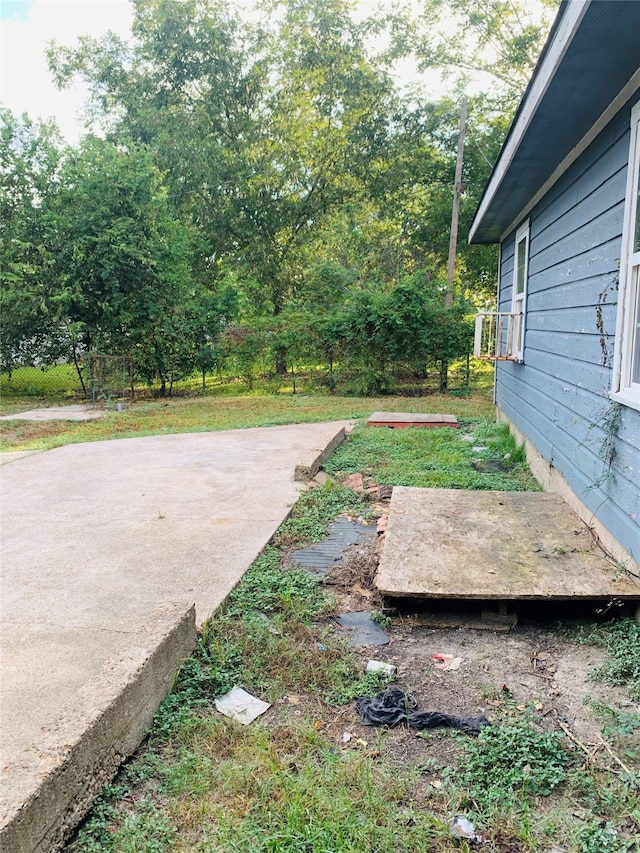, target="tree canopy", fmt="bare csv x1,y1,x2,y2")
1,0,557,393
